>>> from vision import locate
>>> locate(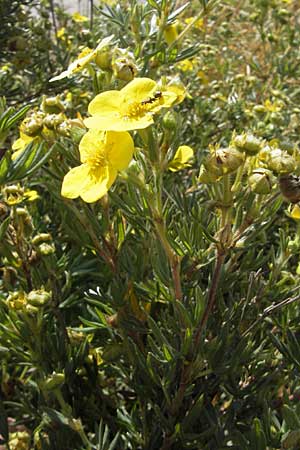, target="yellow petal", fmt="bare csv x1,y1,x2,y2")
168,145,194,172
80,166,117,203
121,78,157,104
61,164,116,203
12,133,33,151
79,129,106,163
85,110,154,131
289,204,300,220
87,90,122,118
106,131,134,171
